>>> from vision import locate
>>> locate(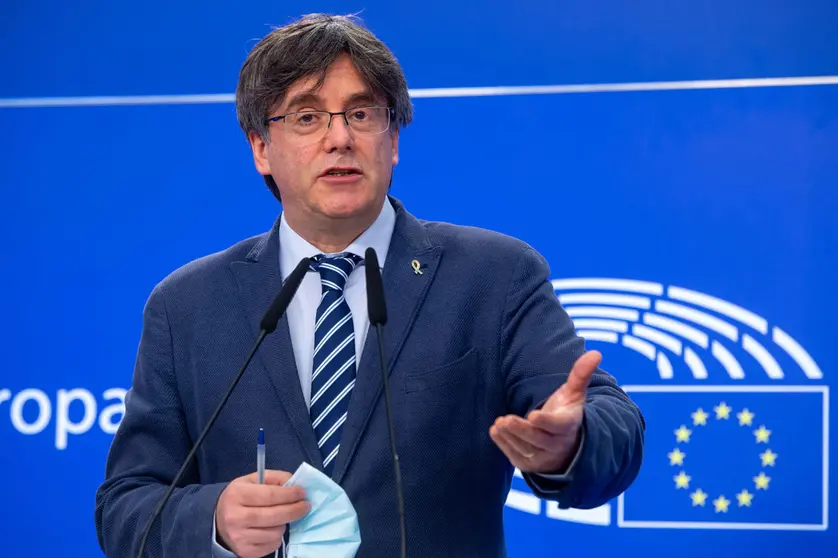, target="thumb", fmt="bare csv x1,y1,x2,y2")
545,350,601,411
